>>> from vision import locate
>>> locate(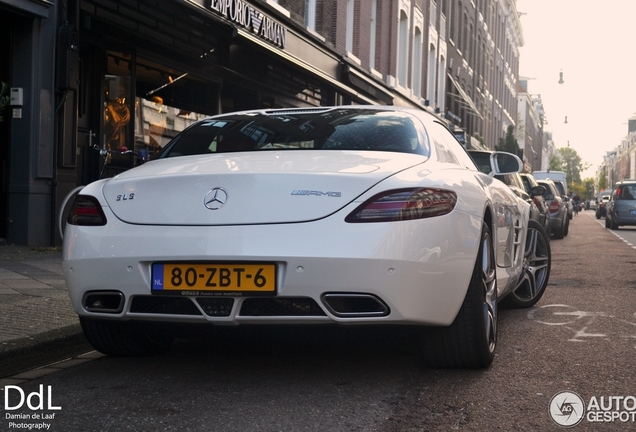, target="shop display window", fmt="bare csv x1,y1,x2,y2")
101,51,214,177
